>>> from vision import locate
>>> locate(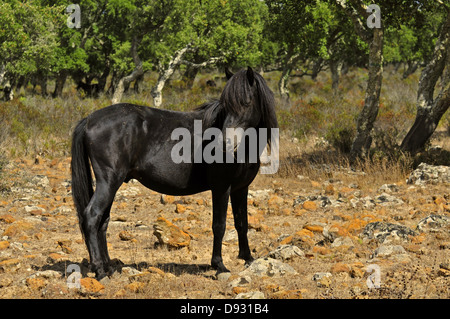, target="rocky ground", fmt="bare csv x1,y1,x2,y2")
0,154,449,299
